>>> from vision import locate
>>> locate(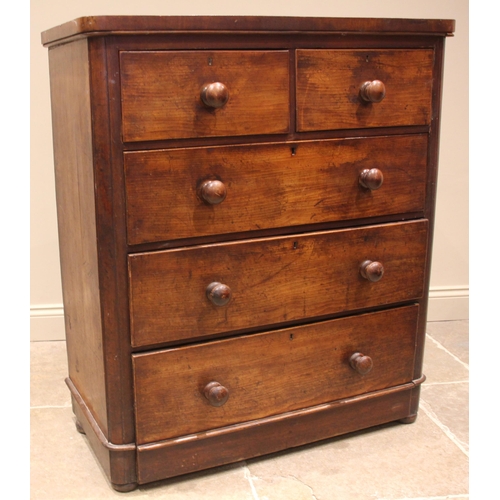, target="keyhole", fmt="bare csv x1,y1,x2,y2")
291,147,296,156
